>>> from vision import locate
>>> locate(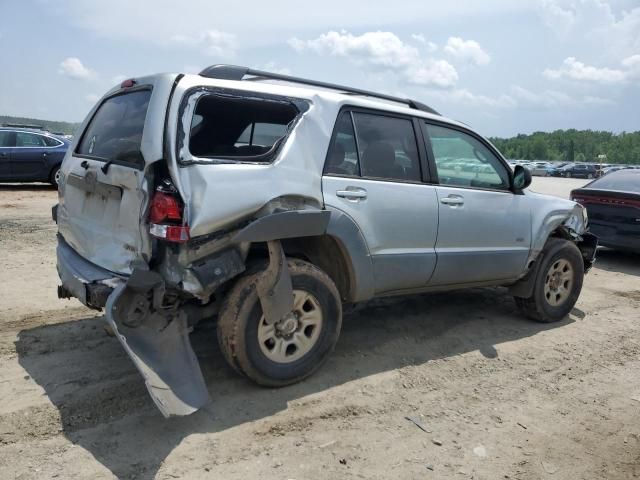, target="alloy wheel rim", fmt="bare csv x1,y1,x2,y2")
257,290,323,364
543,259,574,306
54,169,61,185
